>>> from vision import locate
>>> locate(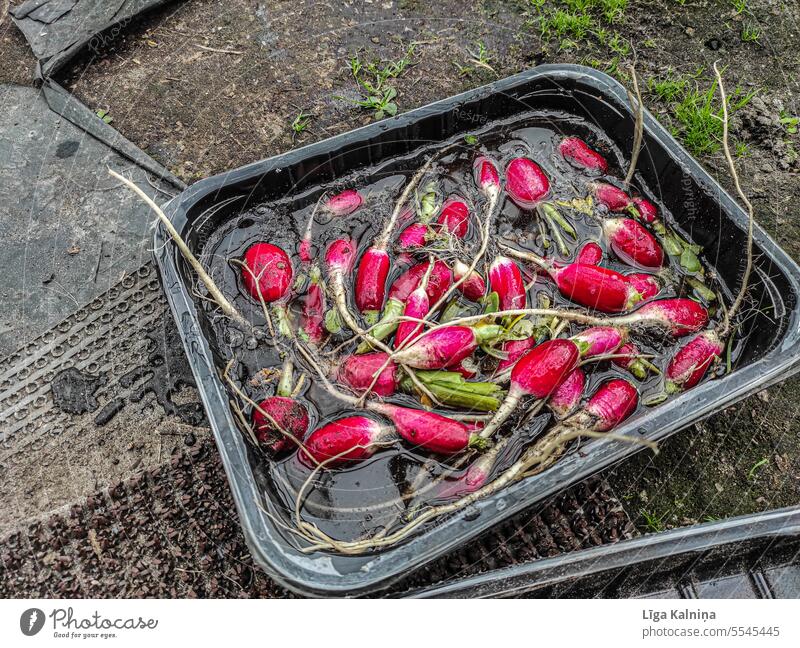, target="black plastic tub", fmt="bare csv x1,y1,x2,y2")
153,65,800,597
409,506,800,598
